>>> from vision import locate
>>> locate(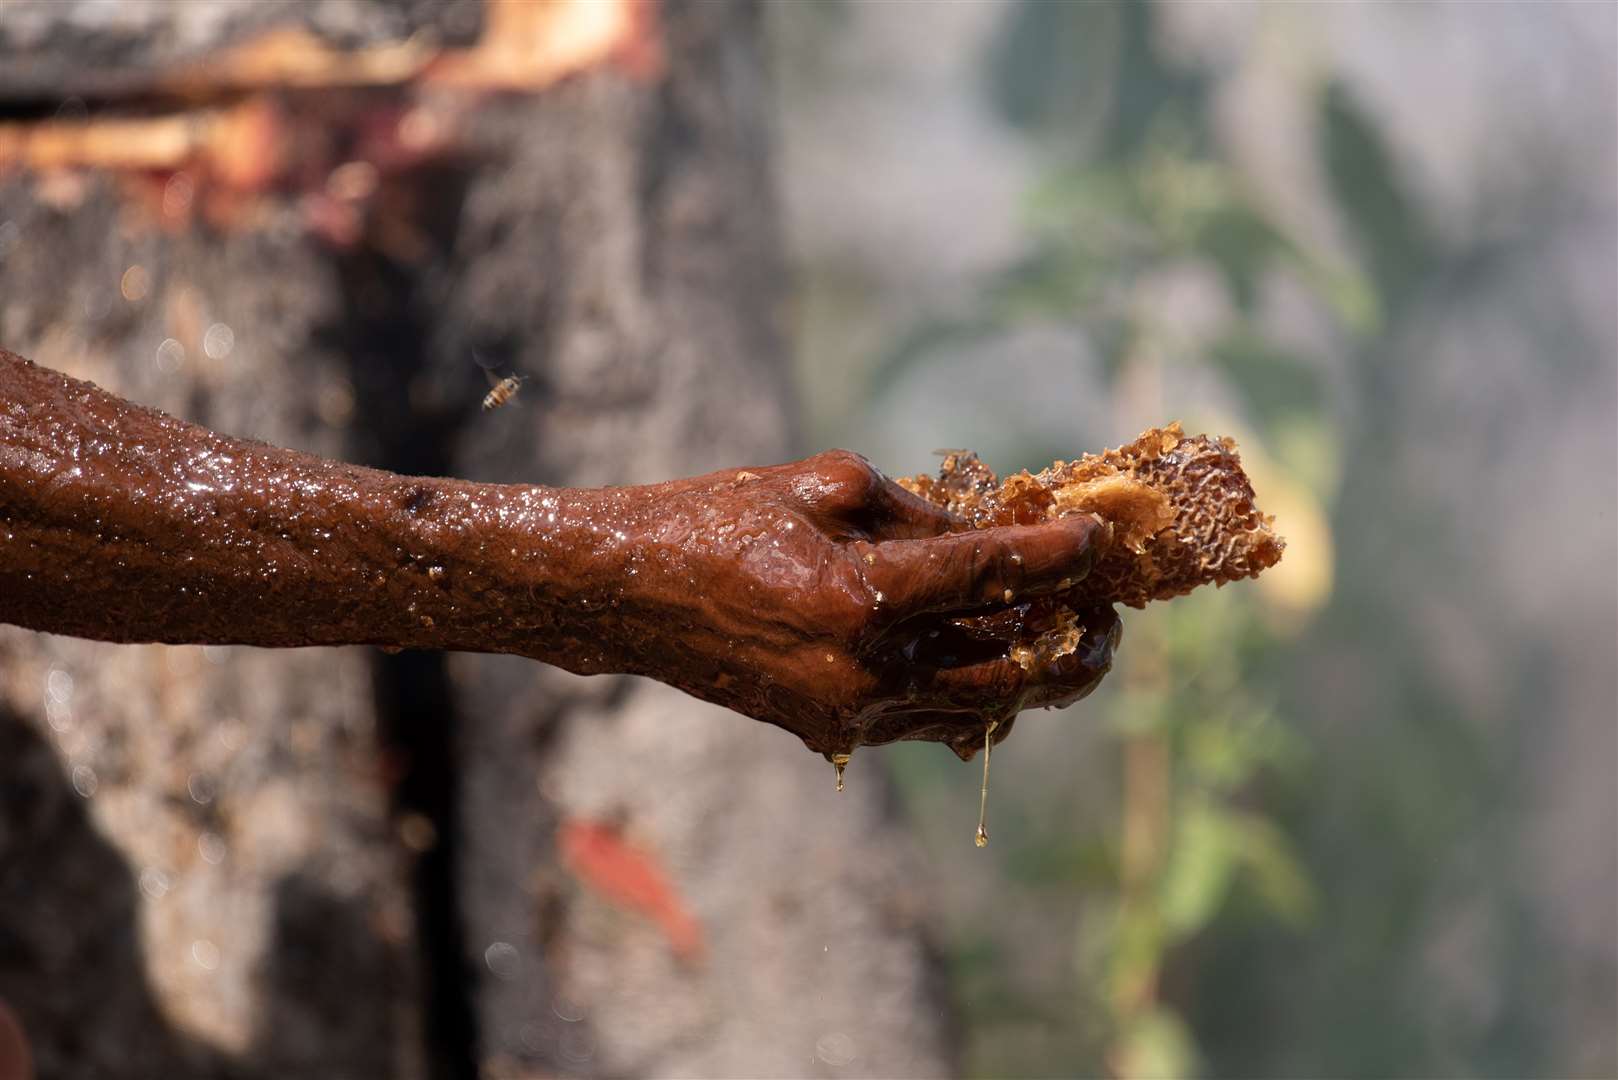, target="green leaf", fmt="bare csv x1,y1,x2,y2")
1159,800,1239,939
985,1,1208,159
1109,905,1168,1009
1206,328,1324,432
1194,203,1296,312
1230,811,1318,927
1115,1007,1198,1080
984,0,1123,143
1319,81,1433,319
1184,713,1265,791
